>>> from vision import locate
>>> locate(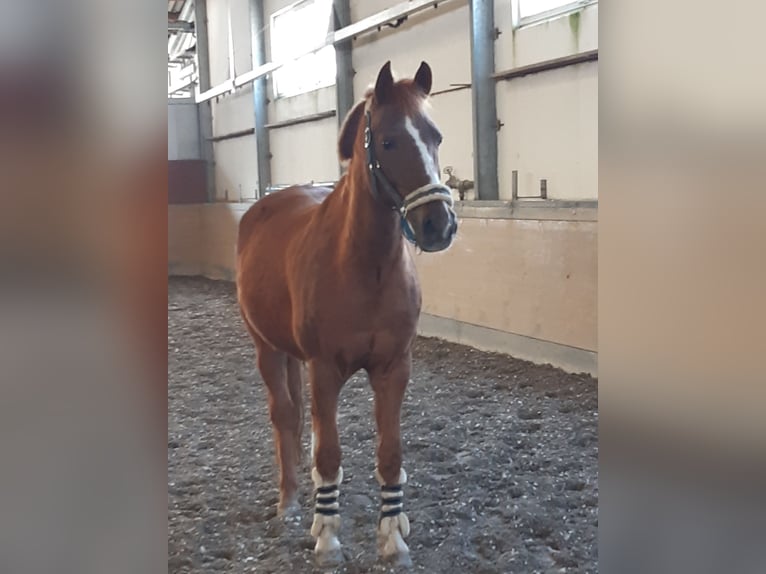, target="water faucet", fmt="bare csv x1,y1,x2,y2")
443,167,475,201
